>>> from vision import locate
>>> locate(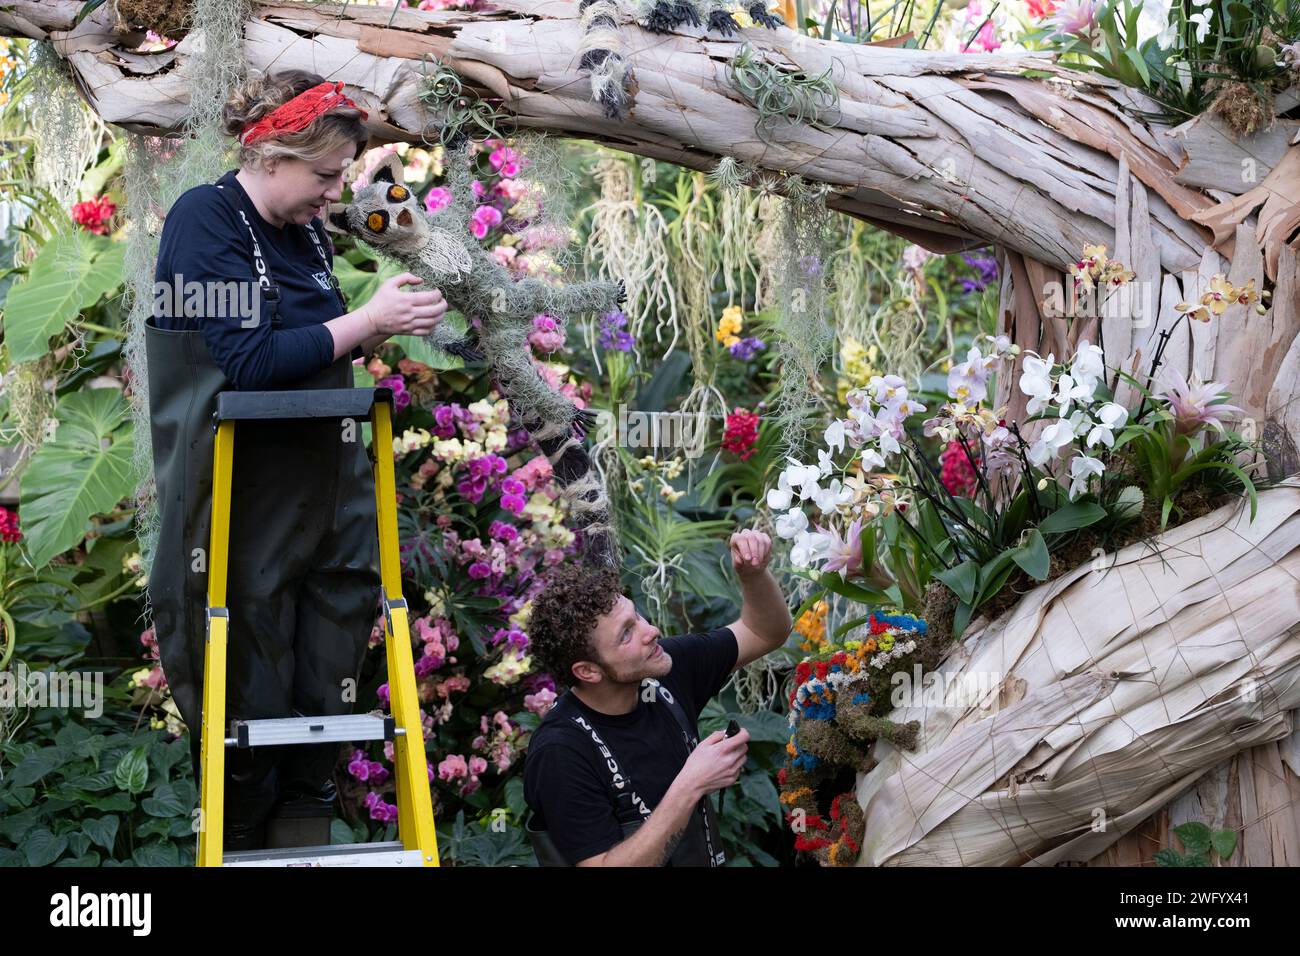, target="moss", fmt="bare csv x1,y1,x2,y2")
1207,80,1274,137
115,0,191,36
